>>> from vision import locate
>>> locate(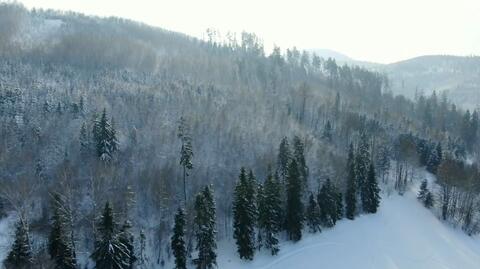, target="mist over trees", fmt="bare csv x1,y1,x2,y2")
0,3,479,268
